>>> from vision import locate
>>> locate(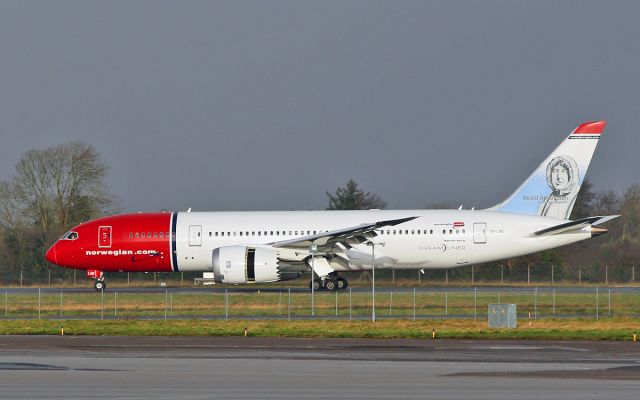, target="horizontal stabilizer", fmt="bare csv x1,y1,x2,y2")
534,215,619,236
